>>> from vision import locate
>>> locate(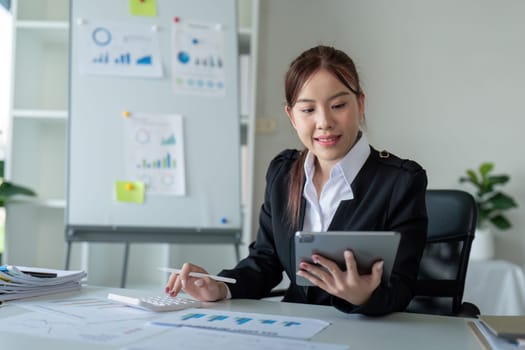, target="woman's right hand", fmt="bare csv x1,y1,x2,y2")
164,262,228,302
